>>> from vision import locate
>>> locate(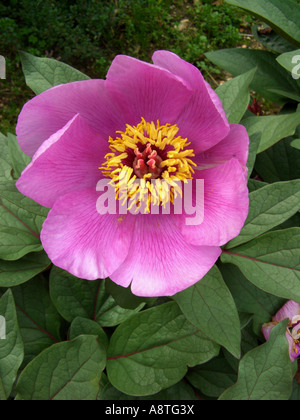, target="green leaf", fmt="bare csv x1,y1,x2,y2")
220,263,285,335
219,321,294,400
106,301,220,396
0,251,51,287
268,88,300,103
225,0,300,46
12,277,62,365
0,133,13,182
246,132,262,179
291,139,300,149
255,136,300,182
247,179,268,193
0,290,24,400
221,228,300,301
290,380,300,400
252,25,296,54
19,51,90,95
69,317,108,350
50,267,144,327
6,133,31,179
100,380,197,401
187,355,237,399
16,335,106,400
206,48,300,103
173,265,241,358
242,112,300,153
277,49,300,77
227,180,300,248
105,278,154,310
0,181,48,260
215,68,256,124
